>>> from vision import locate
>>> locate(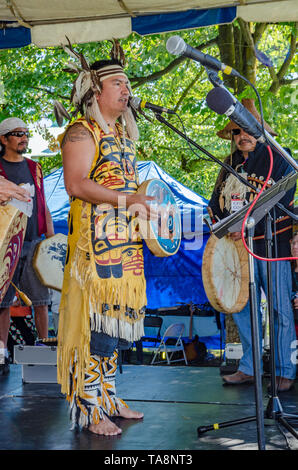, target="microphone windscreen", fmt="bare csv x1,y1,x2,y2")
206,87,234,115
166,36,185,55
129,96,141,110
